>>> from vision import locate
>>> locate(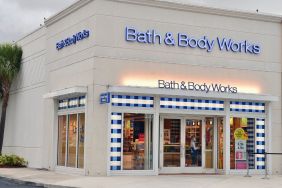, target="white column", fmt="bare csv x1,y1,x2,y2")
106,94,112,176
213,118,218,172
153,96,160,175
223,100,230,174
266,102,272,174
